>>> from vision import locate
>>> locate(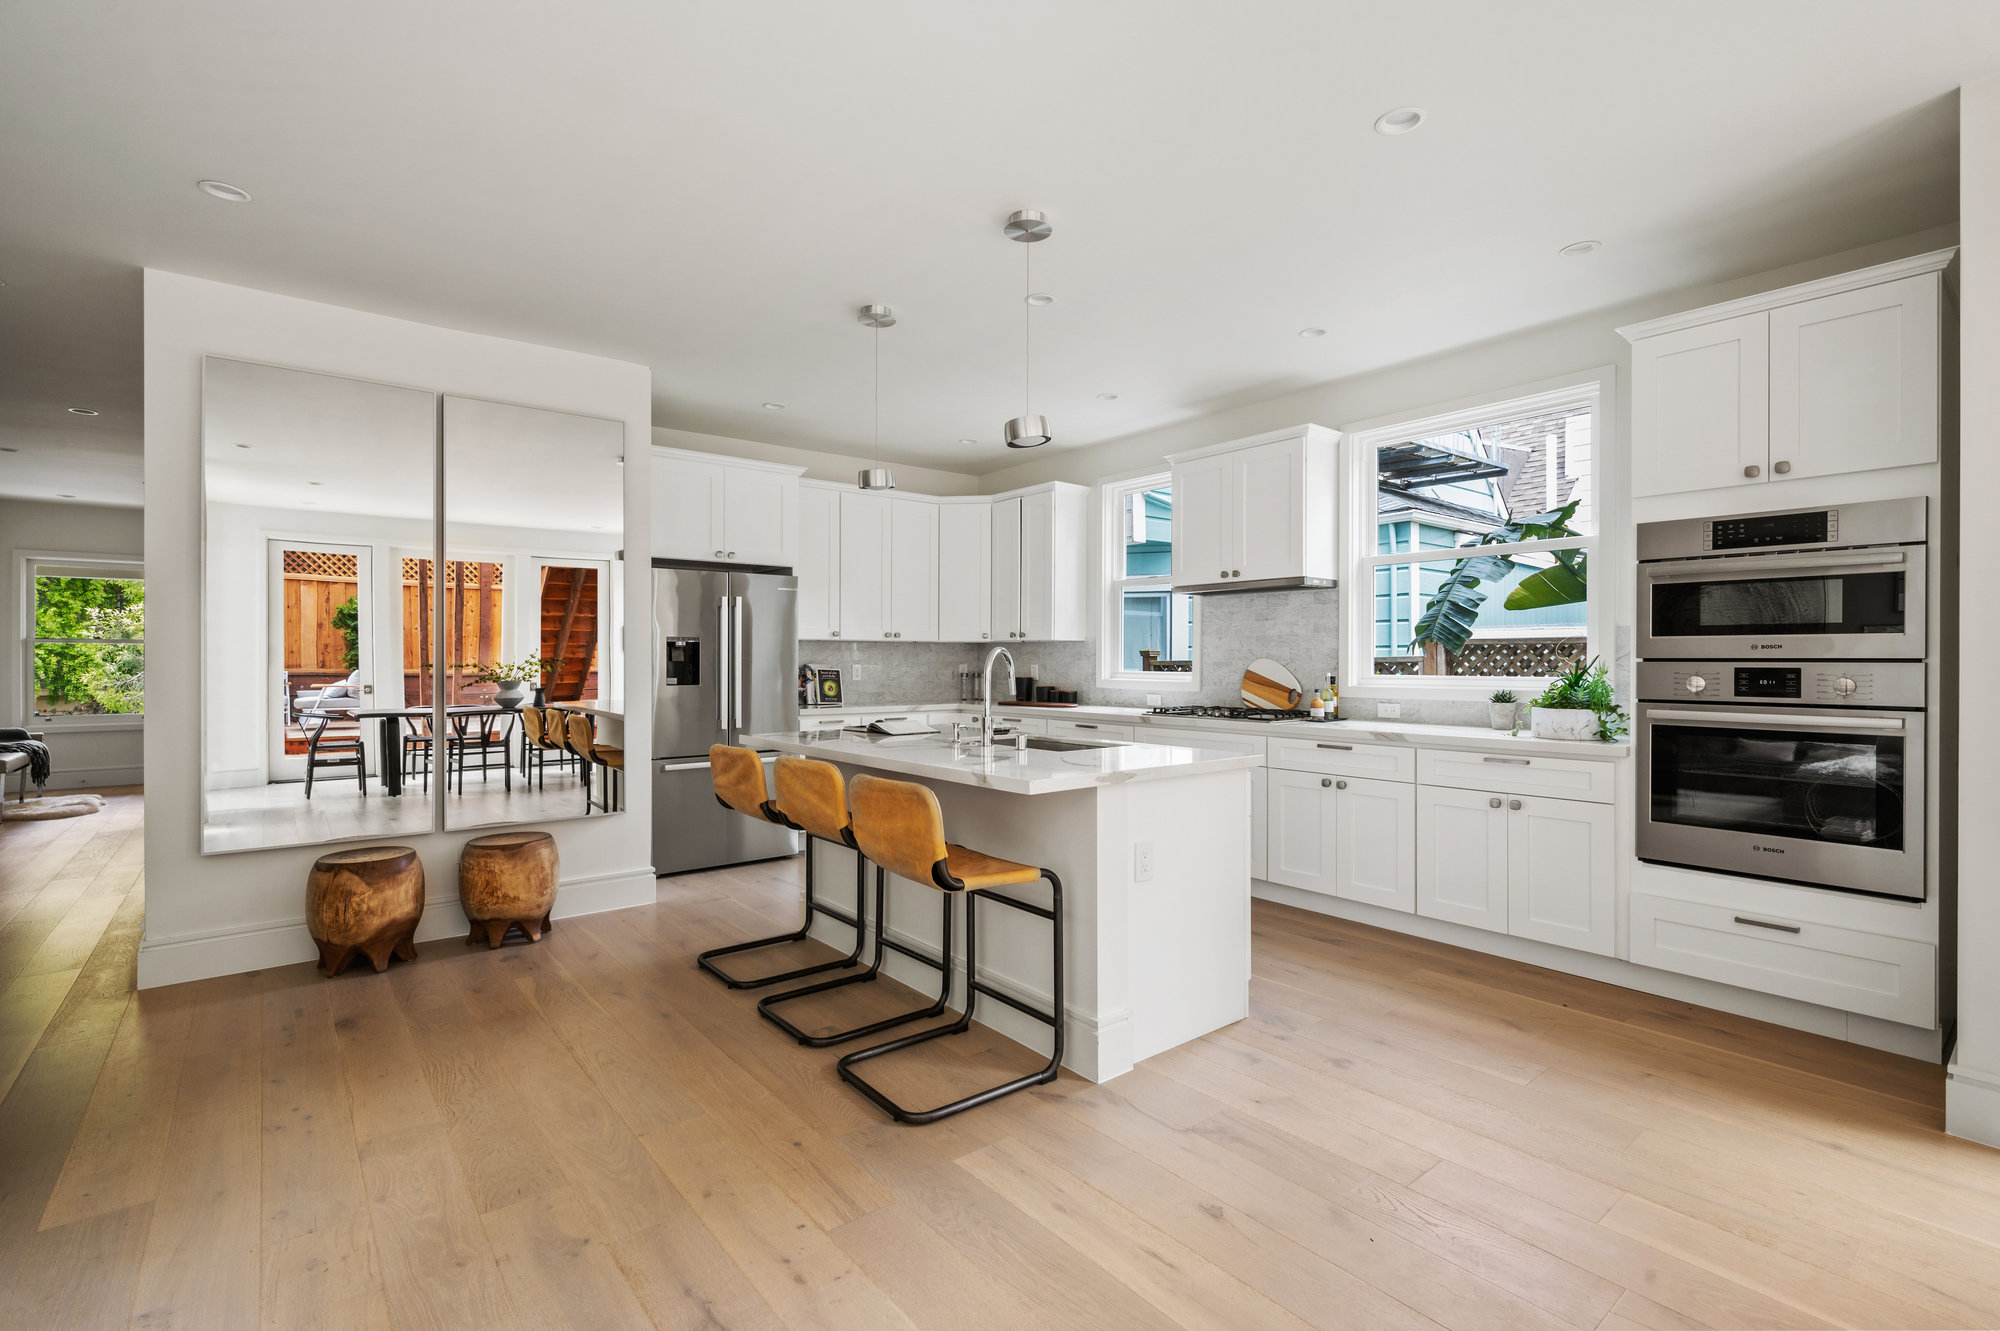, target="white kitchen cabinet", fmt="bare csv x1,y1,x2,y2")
1266,768,1336,896
1415,785,1511,932
1166,425,1337,591
1627,312,1770,498
796,482,841,638
989,484,1088,641
937,498,992,642
837,491,890,640
1333,775,1416,913
1507,795,1616,955
1769,272,1940,480
888,497,938,641
1620,250,1952,498
650,447,801,564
